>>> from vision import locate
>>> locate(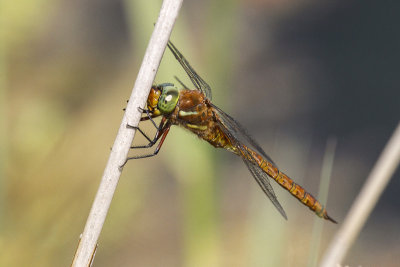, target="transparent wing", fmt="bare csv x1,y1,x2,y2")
211,104,287,219
167,41,212,100
210,103,276,165
174,76,189,90
241,152,287,220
